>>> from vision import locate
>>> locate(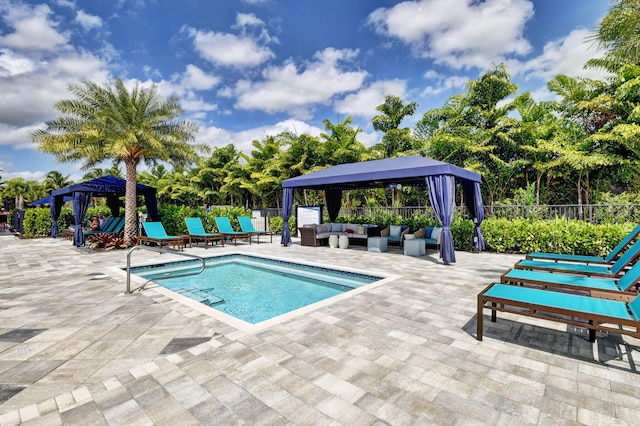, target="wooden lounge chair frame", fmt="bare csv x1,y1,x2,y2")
214,217,251,246
477,283,640,342
525,224,640,264
237,216,273,244
139,222,184,251
514,239,640,278
184,217,225,249
500,263,640,302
